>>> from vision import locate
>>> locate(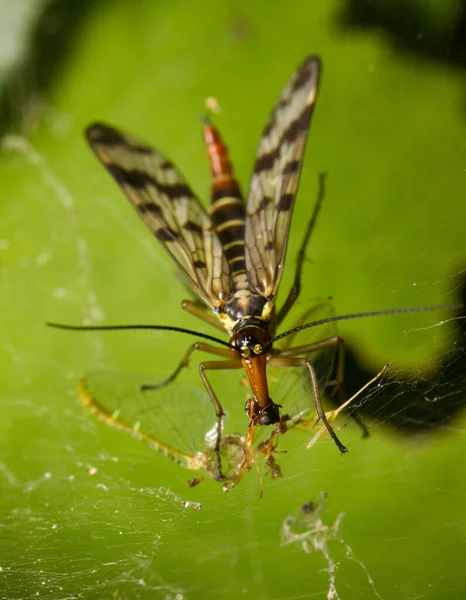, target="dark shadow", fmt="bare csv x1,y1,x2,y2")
328,272,466,434
338,0,466,67
0,0,111,137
